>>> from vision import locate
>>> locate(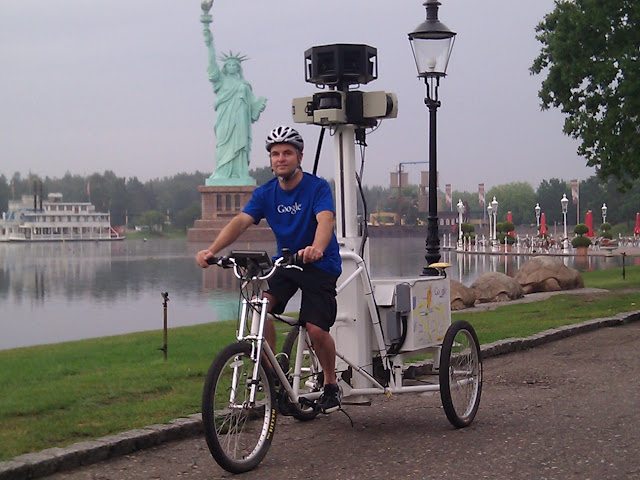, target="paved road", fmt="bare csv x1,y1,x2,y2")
42,320,640,480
